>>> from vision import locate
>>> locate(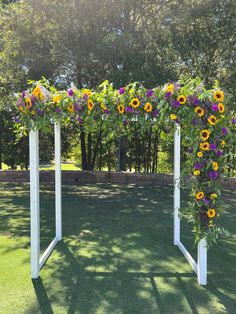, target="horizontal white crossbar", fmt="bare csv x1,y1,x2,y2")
39,236,59,270
177,241,198,274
